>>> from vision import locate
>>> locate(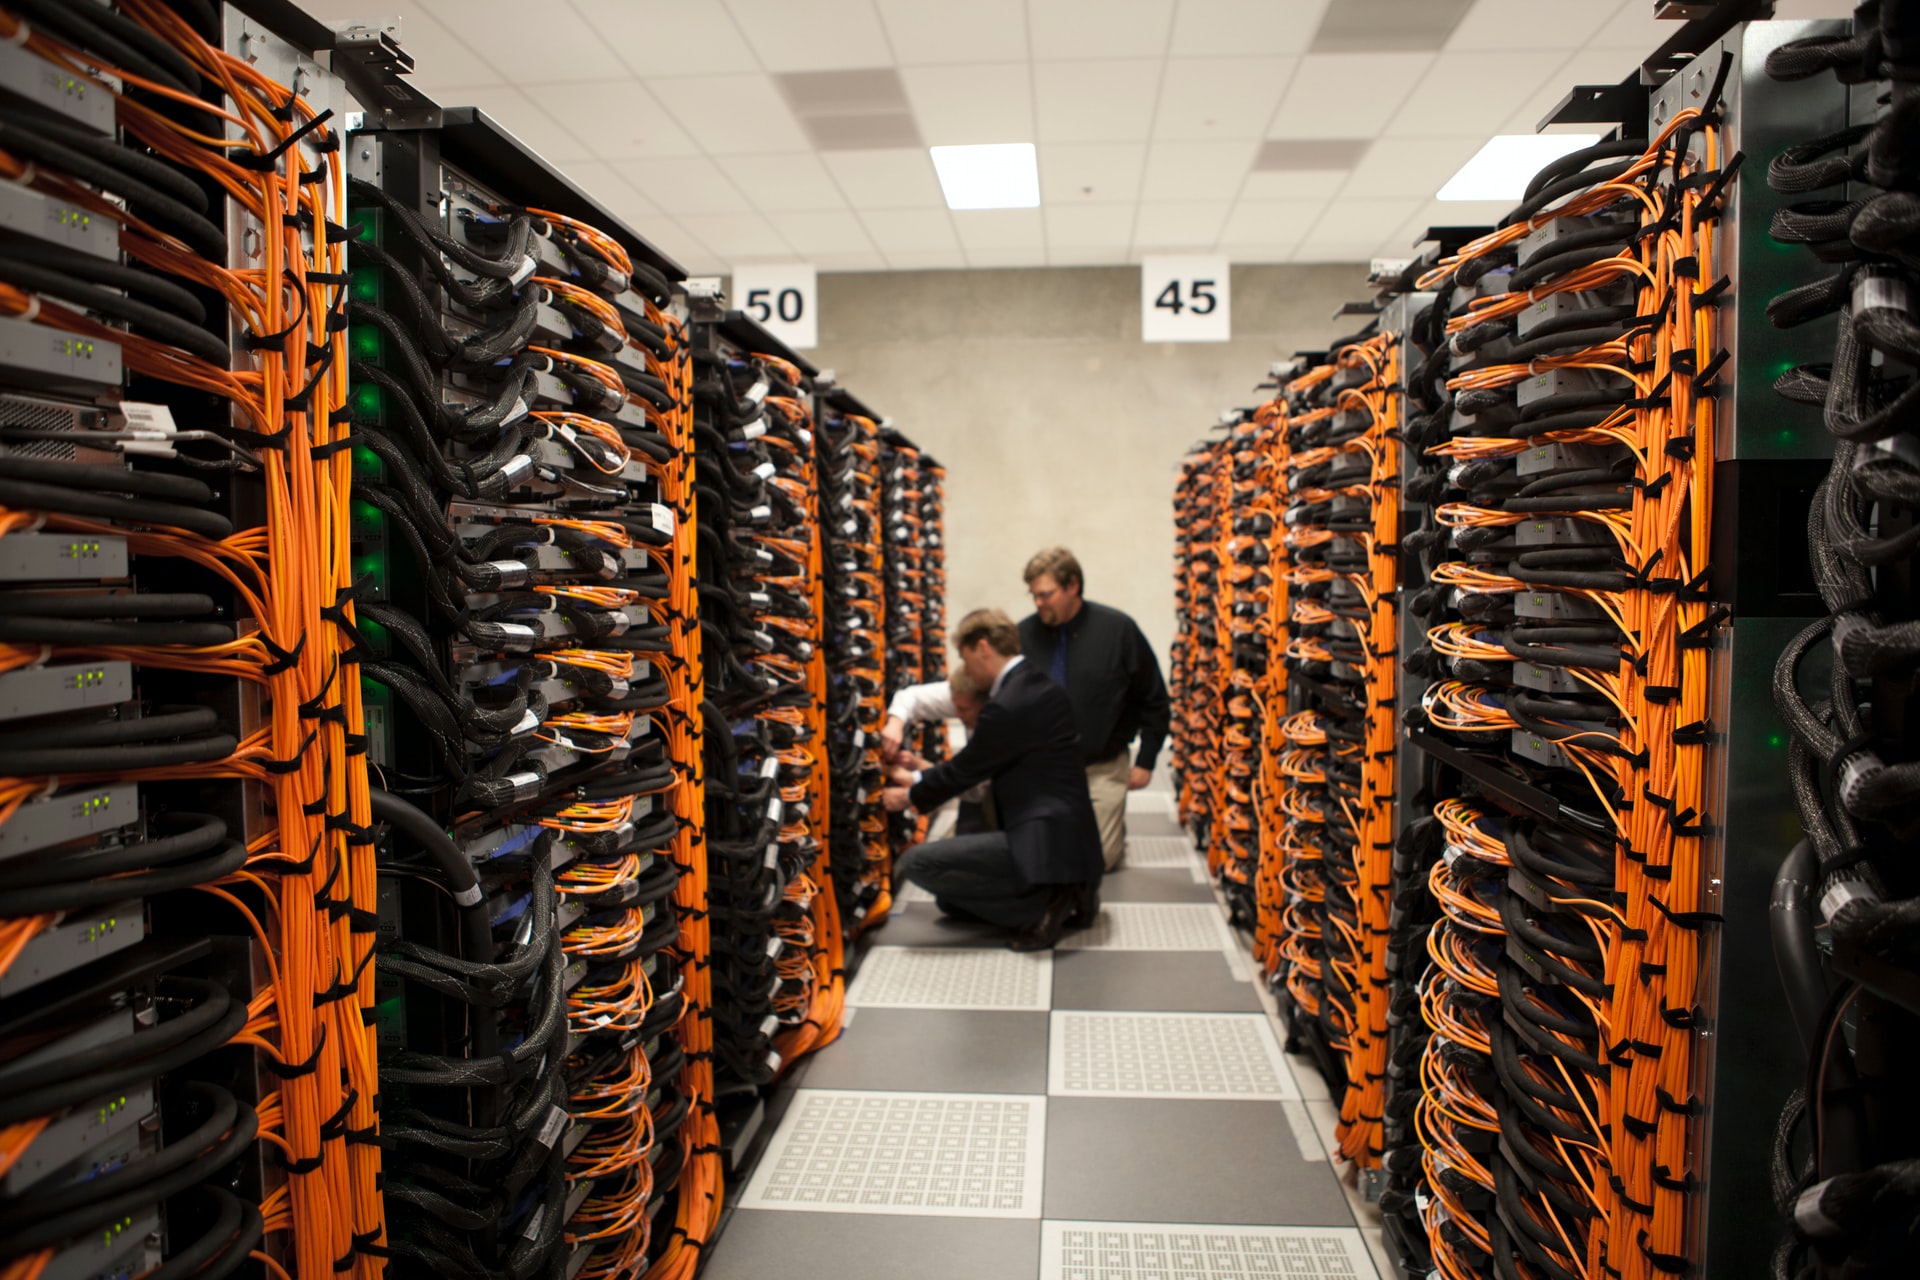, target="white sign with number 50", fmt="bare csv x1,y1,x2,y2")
1140,255,1230,343
730,263,817,349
